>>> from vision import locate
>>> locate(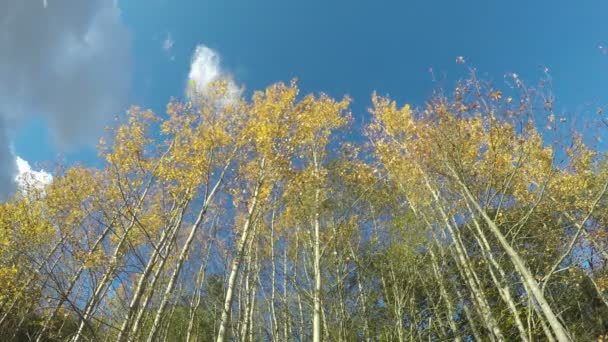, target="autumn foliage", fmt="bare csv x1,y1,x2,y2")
1,75,607,341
